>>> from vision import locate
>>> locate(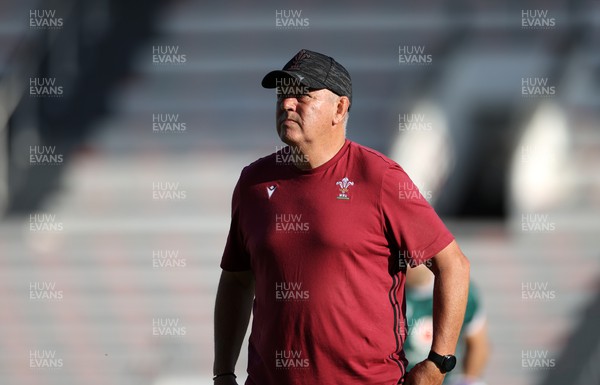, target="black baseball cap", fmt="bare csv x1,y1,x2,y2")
262,49,352,105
